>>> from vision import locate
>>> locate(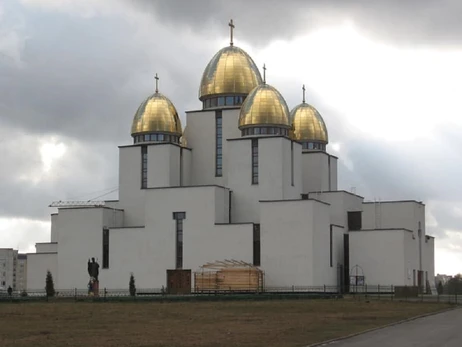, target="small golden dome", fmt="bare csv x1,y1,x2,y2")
199,45,263,100
180,126,188,147
238,84,290,129
131,92,182,137
290,103,328,143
